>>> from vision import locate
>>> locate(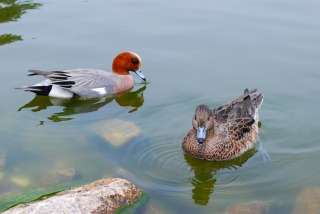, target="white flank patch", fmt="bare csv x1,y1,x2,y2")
49,85,73,98
92,87,107,95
